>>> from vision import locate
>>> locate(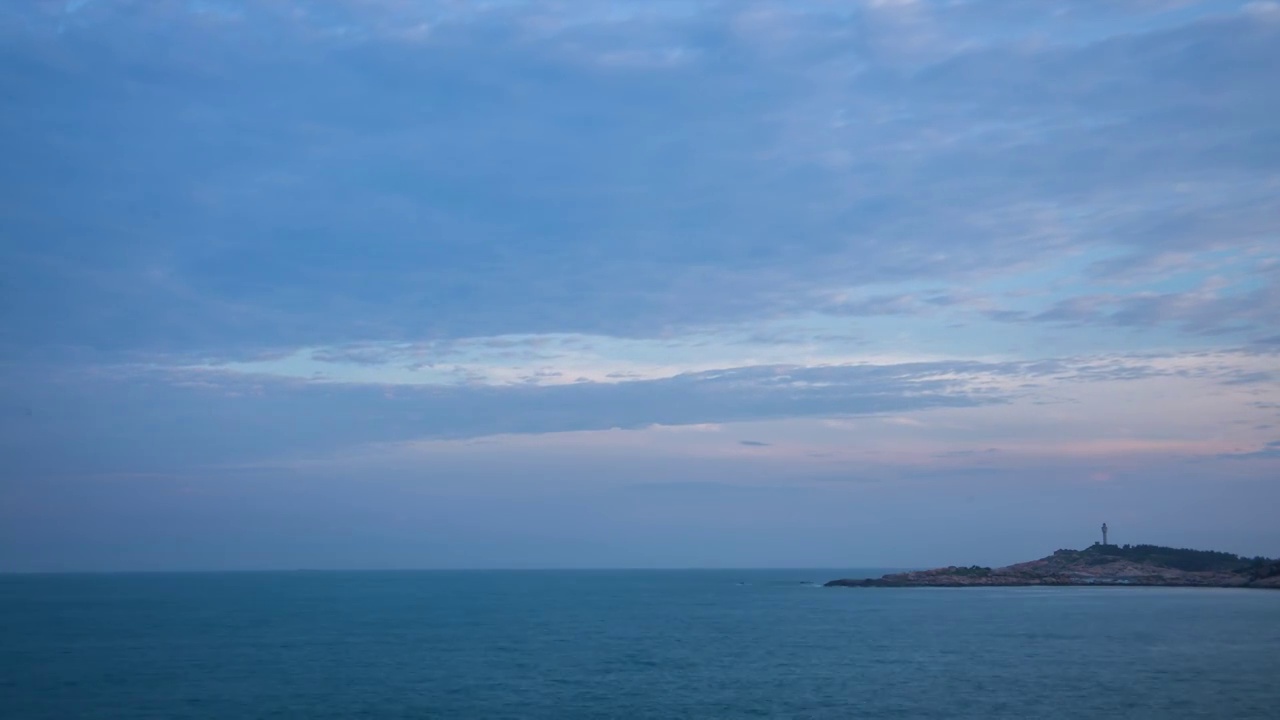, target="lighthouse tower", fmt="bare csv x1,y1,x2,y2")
1101,522,1109,546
